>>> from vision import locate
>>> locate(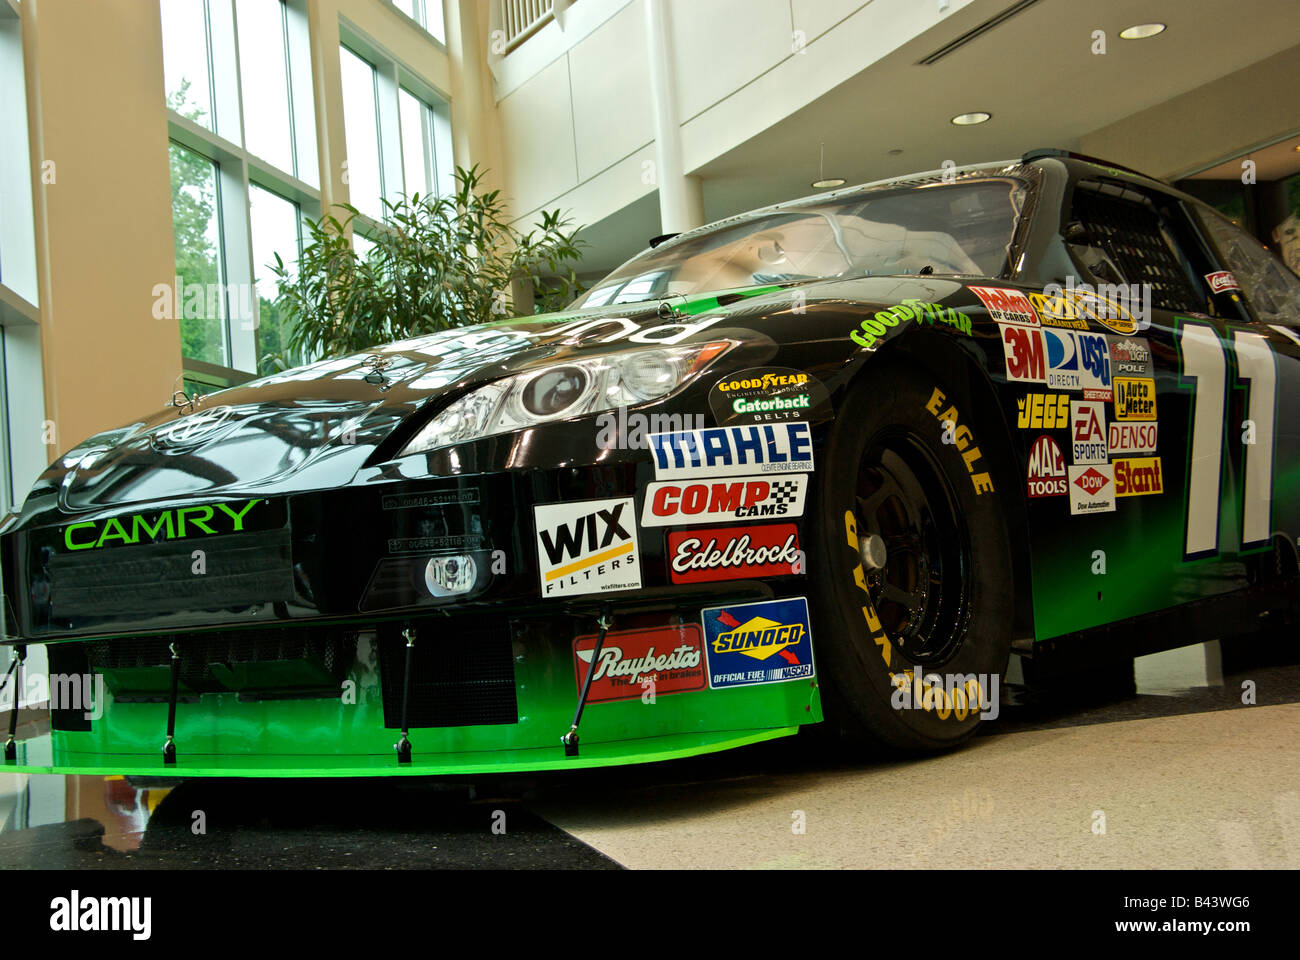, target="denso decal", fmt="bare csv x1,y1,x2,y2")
572,624,706,703
534,496,641,598
642,476,808,527
969,286,1039,326
1108,421,1158,455
667,523,801,583
1026,435,1067,498
1108,336,1154,376
1000,324,1047,384
1017,392,1070,430
1114,457,1164,497
1205,271,1241,294
1068,464,1116,515
62,499,270,551
700,597,815,689
1113,377,1157,420
647,422,813,480
1070,400,1108,464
